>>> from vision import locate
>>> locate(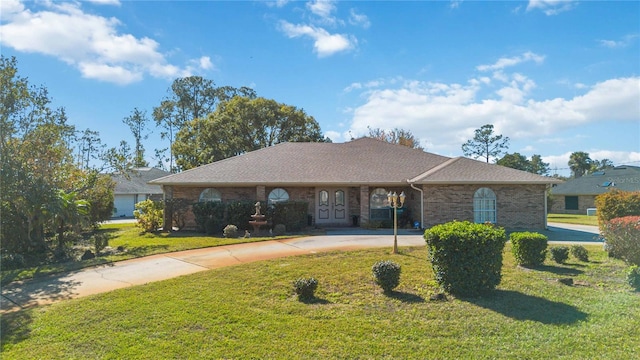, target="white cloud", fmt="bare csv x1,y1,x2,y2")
543,150,640,177
307,0,336,19
450,1,463,9
598,34,639,48
349,9,370,29
279,21,355,57
477,51,545,72
85,0,121,5
0,0,211,85
526,0,577,16
346,74,640,155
